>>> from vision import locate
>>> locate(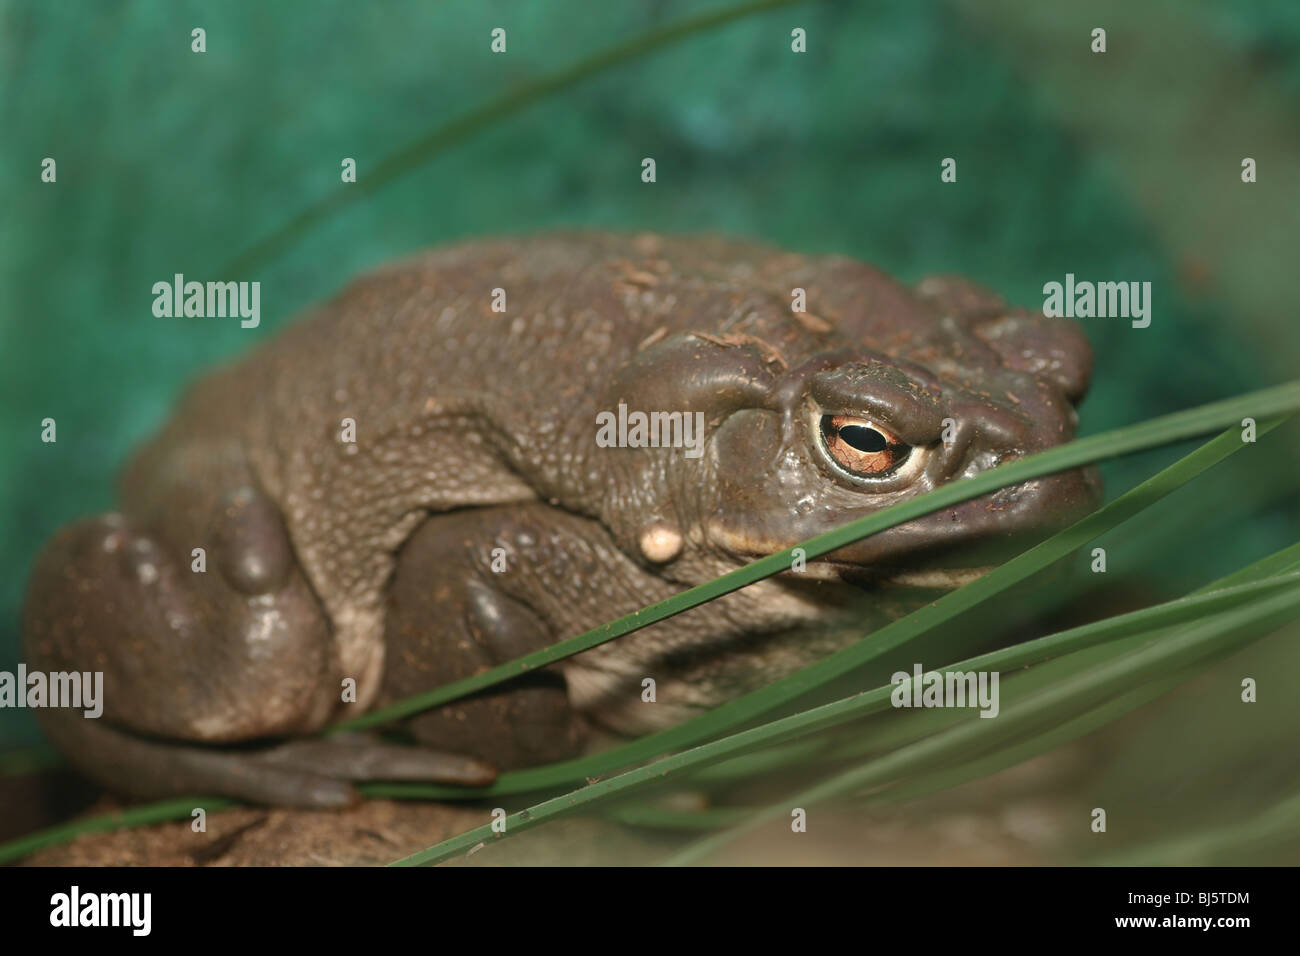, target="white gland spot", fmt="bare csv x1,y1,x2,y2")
638,522,683,564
